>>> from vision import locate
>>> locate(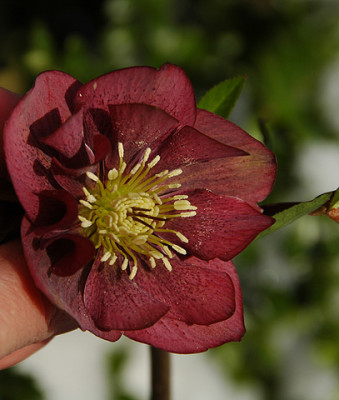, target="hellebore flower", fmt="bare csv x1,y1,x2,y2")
4,64,276,353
